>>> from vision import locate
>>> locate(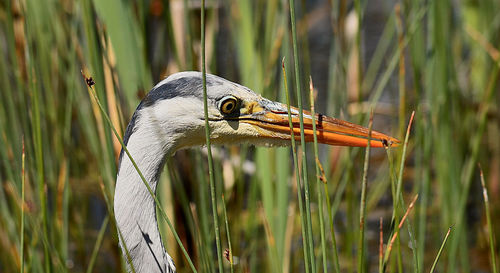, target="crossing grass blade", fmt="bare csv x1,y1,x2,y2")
282,58,310,273
429,227,452,273
358,112,373,273
86,216,109,273
288,1,316,271
479,166,498,273
200,0,224,272
383,194,418,270
20,137,25,273
308,78,327,273
221,194,234,273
